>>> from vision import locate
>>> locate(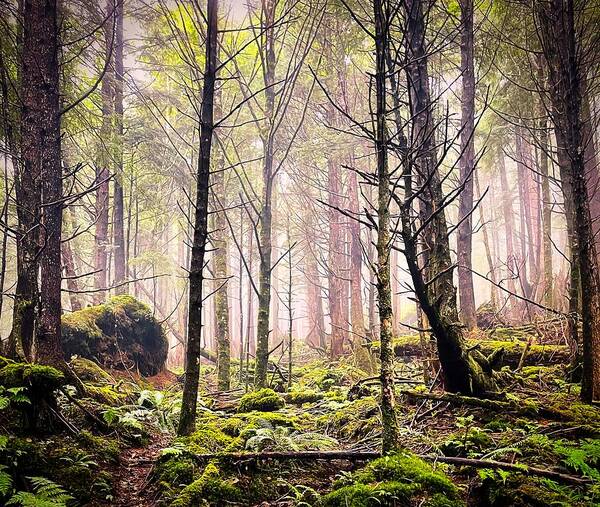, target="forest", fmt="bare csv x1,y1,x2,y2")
0,0,600,505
